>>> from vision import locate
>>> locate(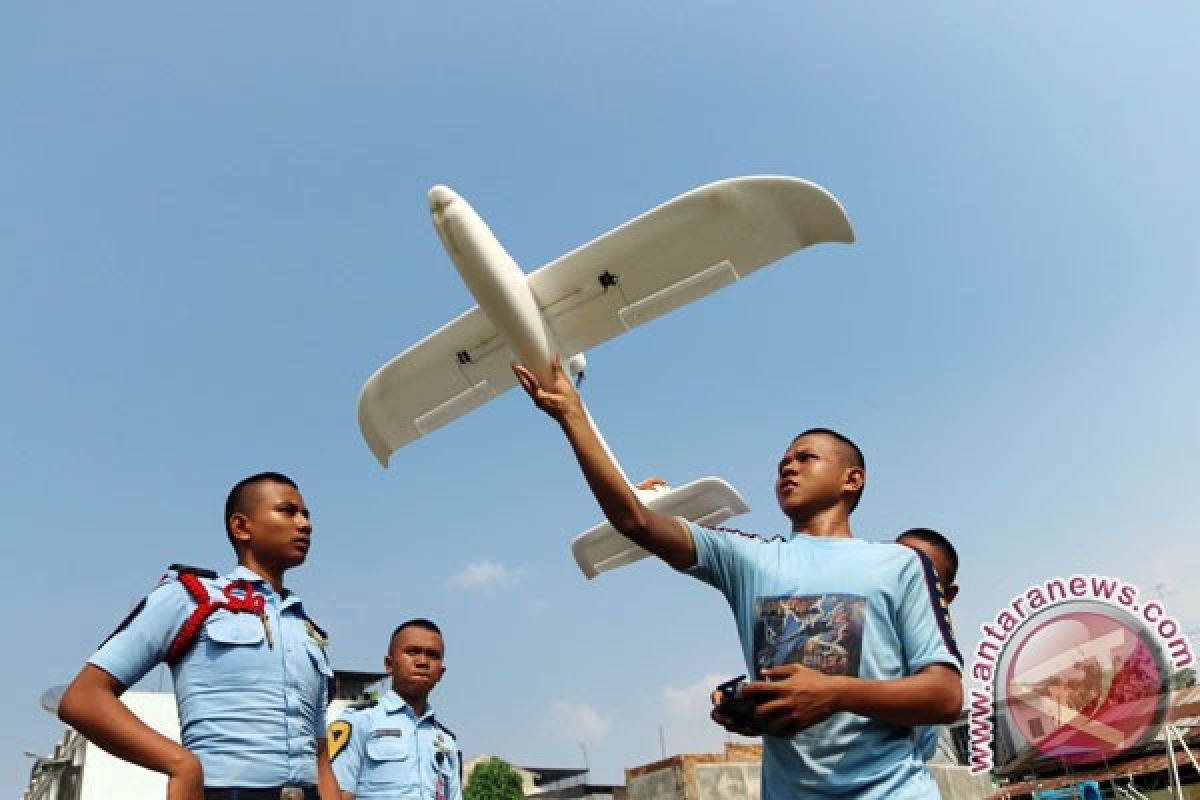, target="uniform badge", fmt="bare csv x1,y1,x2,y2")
434,733,453,754
373,728,404,737
328,720,352,761
305,619,329,647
